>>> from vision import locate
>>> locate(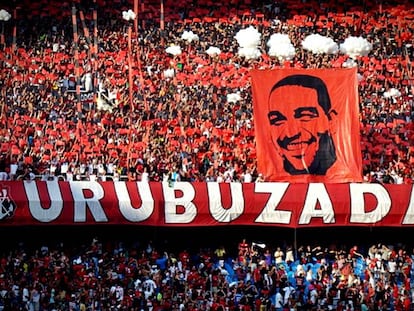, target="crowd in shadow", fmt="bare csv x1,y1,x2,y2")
1,232,414,311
